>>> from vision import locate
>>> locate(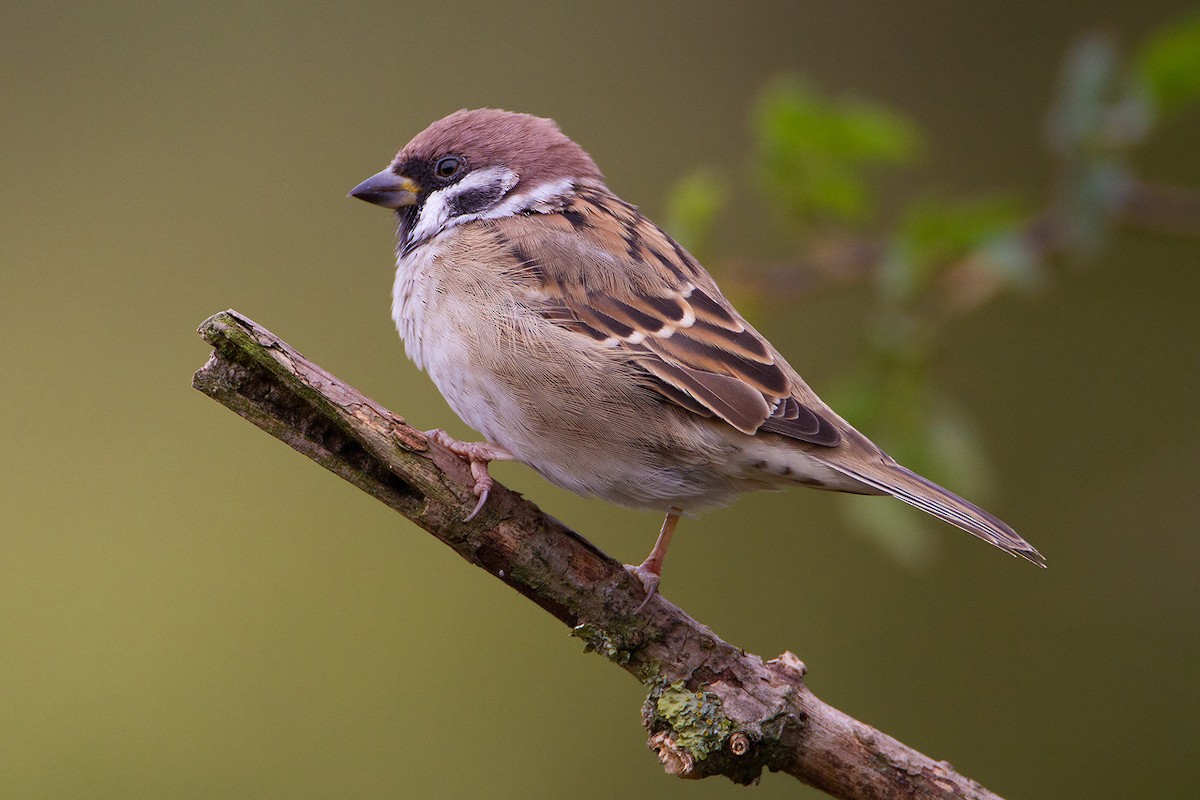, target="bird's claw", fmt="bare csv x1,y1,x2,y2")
629,563,661,612
463,490,489,522
463,468,492,522
424,429,510,522
626,508,680,613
